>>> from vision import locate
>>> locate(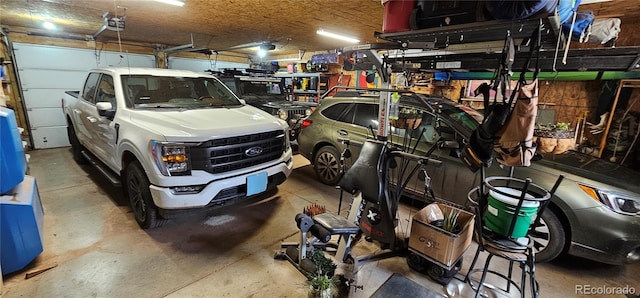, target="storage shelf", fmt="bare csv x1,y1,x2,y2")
274,72,323,78
294,90,318,94
376,16,561,51
275,72,331,102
